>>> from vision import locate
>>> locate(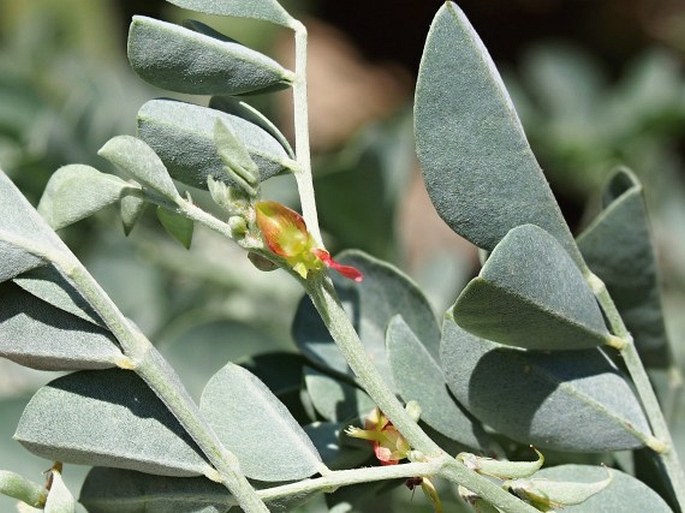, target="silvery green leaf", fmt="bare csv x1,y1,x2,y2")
200,362,325,481
37,164,136,230
414,3,582,266
293,250,440,389
386,315,489,450
98,135,180,201
0,281,122,371
120,193,147,236
441,316,651,452
533,465,673,512
214,119,259,197
137,99,292,190
14,369,210,477
156,207,194,249
164,0,296,28
453,225,610,350
128,17,293,96
304,367,375,422
80,467,230,513
209,96,294,158
0,170,69,282
577,168,670,367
